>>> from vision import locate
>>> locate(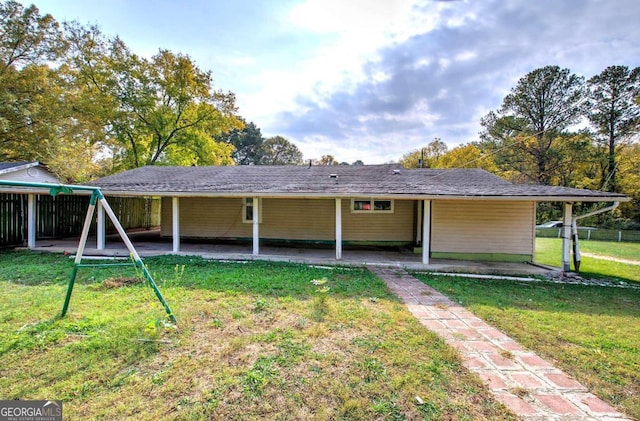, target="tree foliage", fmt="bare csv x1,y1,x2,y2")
219,120,265,165
399,138,447,168
66,24,242,169
260,136,303,165
587,65,640,192
480,66,586,184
